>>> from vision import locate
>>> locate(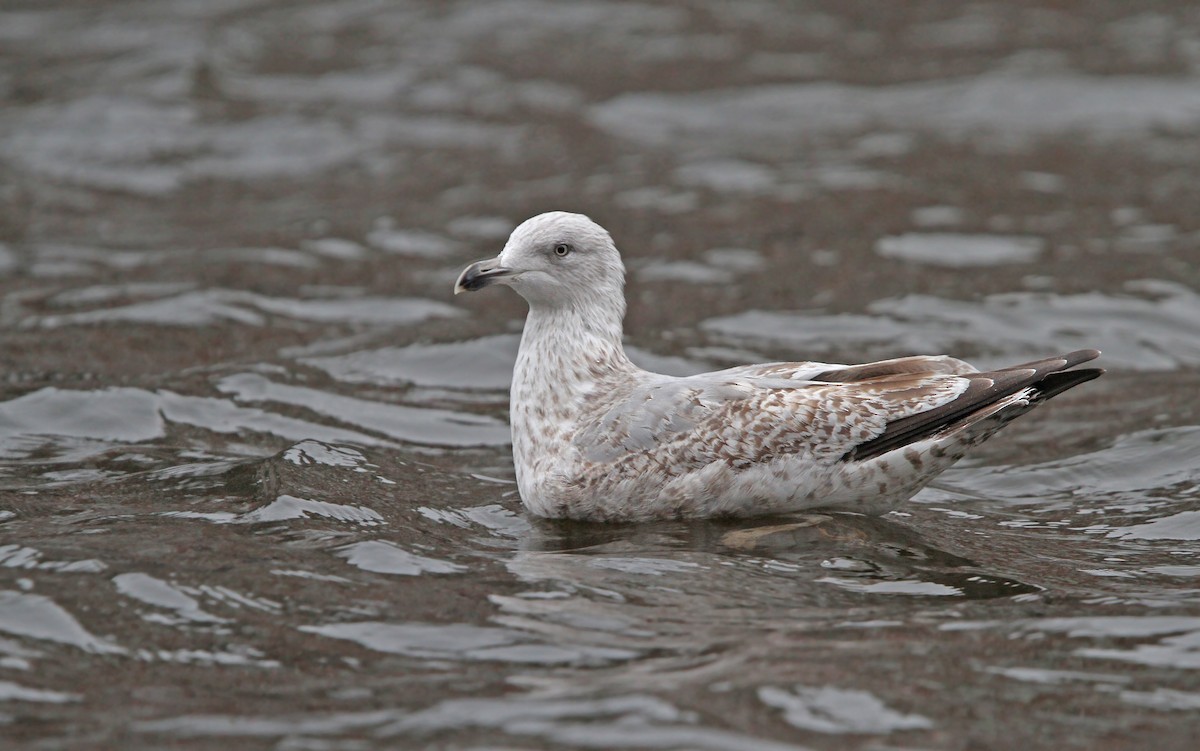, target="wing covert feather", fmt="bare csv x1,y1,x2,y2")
573,364,969,470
